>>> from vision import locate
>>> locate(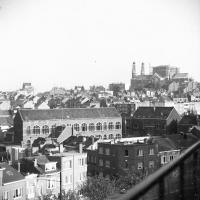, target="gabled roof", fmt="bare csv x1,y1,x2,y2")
179,115,197,125
0,162,24,184
133,107,174,119
18,107,120,121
